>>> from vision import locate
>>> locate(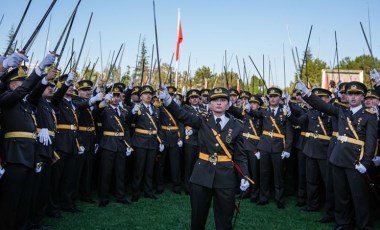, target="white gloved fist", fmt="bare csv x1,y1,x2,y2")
78,146,85,154
0,165,5,179
104,93,112,101
128,81,133,90
65,71,75,86
35,162,43,173
158,84,172,106
90,92,103,104
94,143,99,154
38,53,56,70
37,128,52,146
185,129,193,136
285,105,291,117
2,52,29,69
159,144,165,152
355,162,367,174
132,103,141,115
177,140,183,147
370,69,380,85
239,178,250,191
126,147,133,156
295,81,310,97
255,151,260,160
373,156,380,167
281,151,290,159
245,103,251,112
